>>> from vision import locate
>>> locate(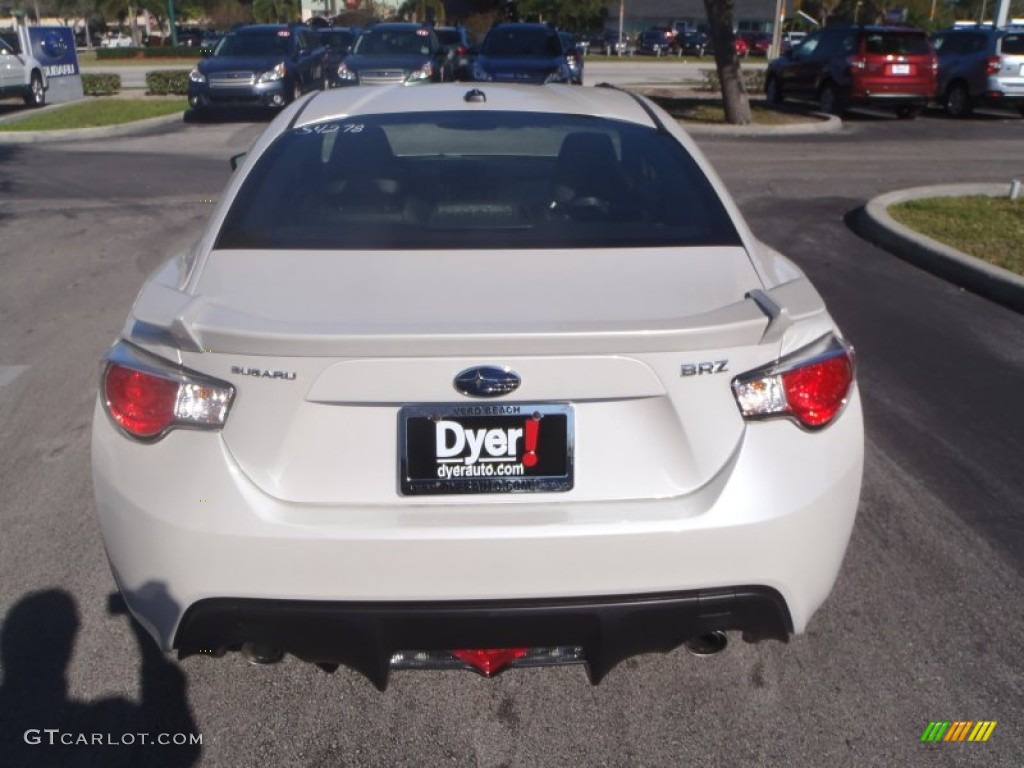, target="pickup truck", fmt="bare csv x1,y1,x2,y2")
0,32,47,107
